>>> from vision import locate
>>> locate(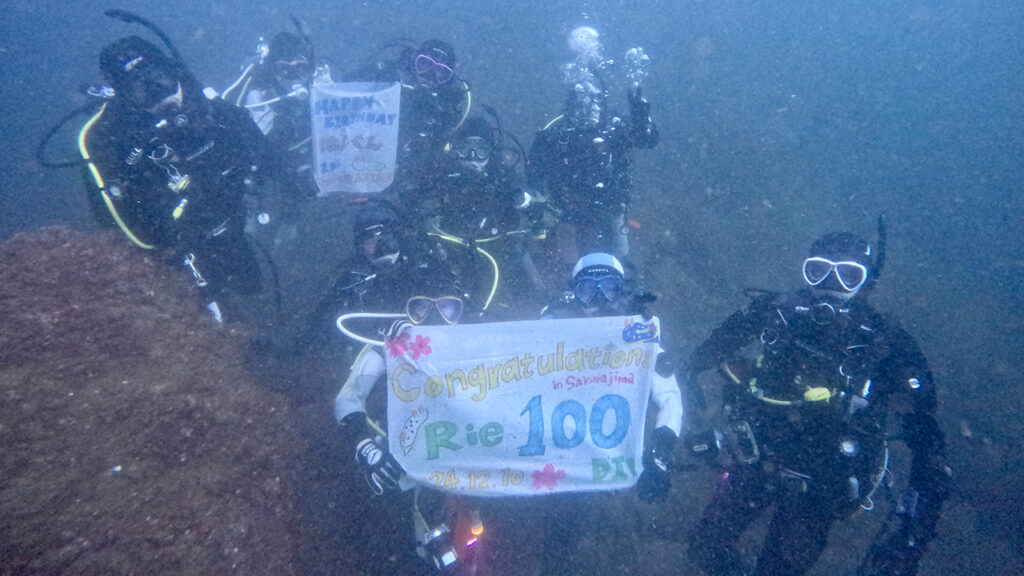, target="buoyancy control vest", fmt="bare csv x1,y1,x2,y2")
719,289,891,513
